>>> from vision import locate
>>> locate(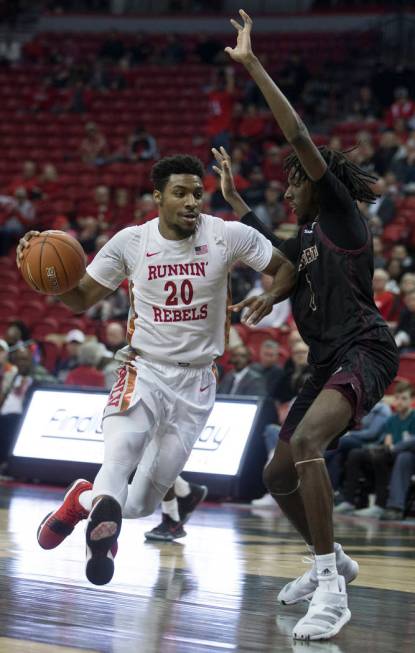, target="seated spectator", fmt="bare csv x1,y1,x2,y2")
0,347,56,471
237,103,267,142
400,272,415,296
127,126,159,162
132,193,158,225
372,235,386,269
253,181,286,229
78,216,100,254
111,188,132,230
5,320,32,352
241,166,267,208
78,185,112,232
65,341,106,388
250,339,284,397
390,244,414,274
80,122,108,165
273,340,311,404
373,131,400,176
205,67,235,150
349,85,380,121
30,77,59,113
395,289,415,350
86,286,129,322
372,268,402,325
218,345,266,396
8,161,40,197
55,329,85,382
0,187,36,255
386,87,415,130
262,144,286,184
360,177,396,229
101,321,127,389
392,141,415,185
386,258,403,294
241,273,291,329
325,399,392,494
335,381,415,518
0,339,17,408
38,163,62,200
